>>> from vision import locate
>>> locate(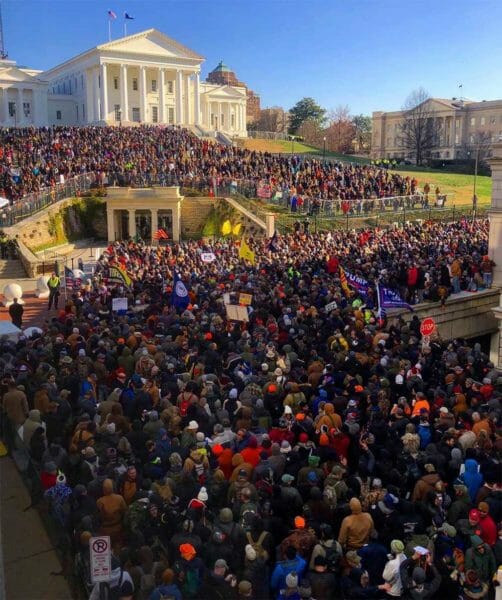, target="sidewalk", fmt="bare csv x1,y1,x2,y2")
0,457,72,600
